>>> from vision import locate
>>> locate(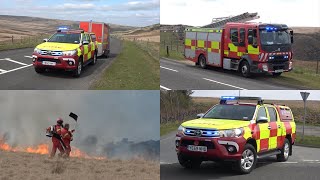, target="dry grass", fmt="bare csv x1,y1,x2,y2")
0,150,159,180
